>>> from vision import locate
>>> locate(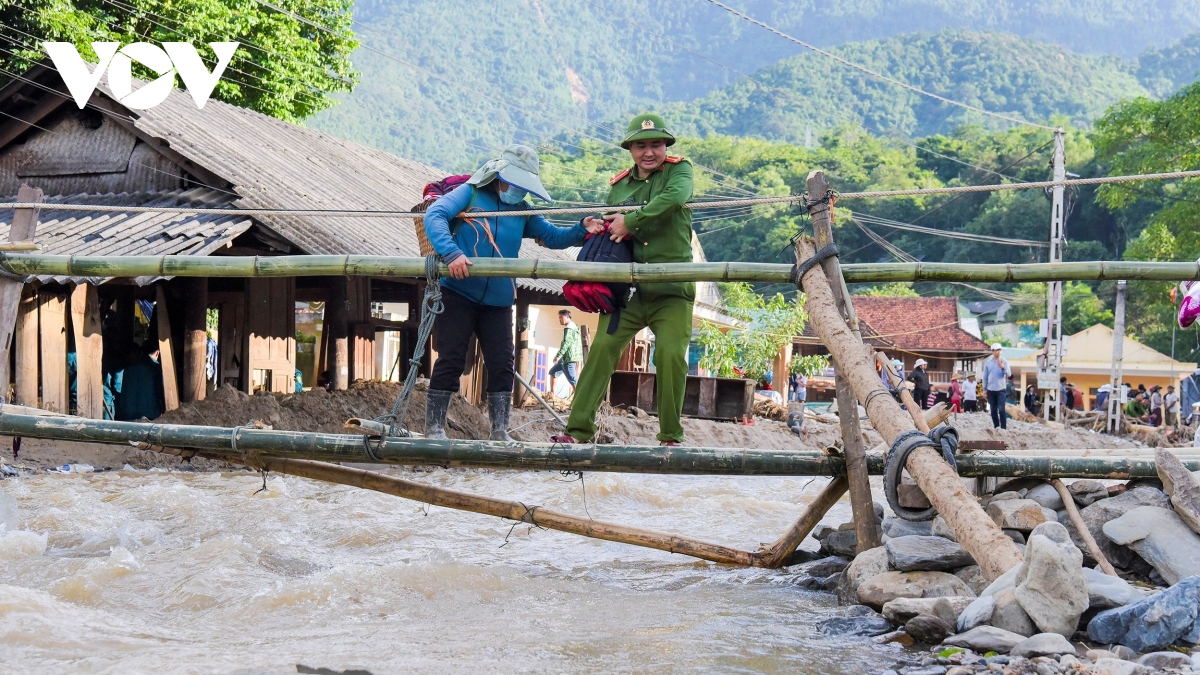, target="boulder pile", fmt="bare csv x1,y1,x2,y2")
802,448,1200,674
